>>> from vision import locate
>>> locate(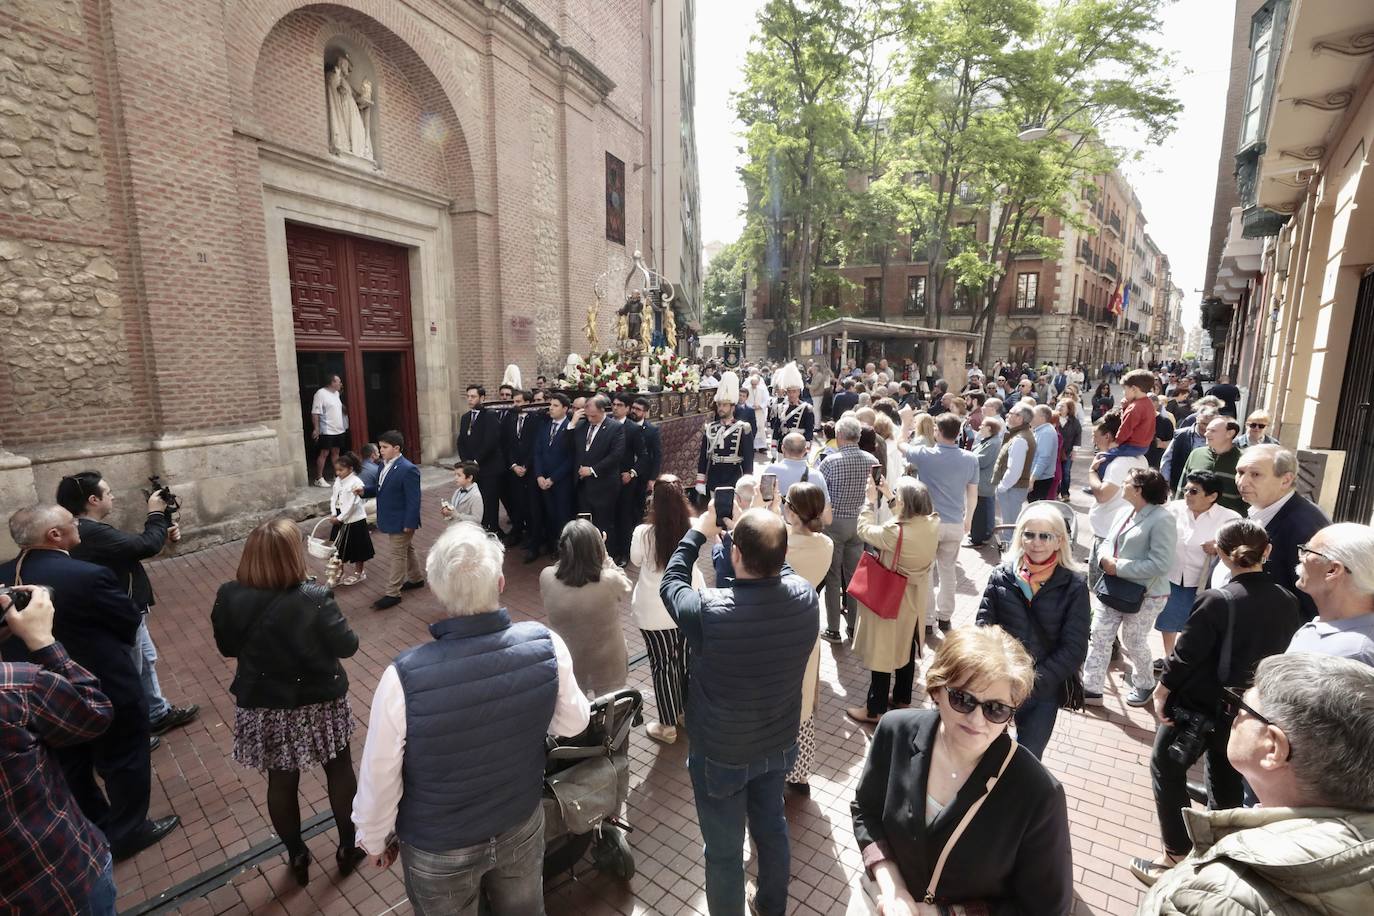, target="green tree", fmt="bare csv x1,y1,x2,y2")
701,240,747,337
